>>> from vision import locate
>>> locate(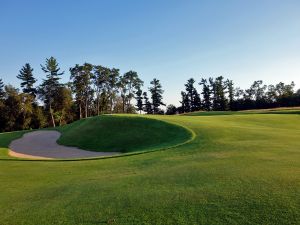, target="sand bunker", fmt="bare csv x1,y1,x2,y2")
9,131,120,159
